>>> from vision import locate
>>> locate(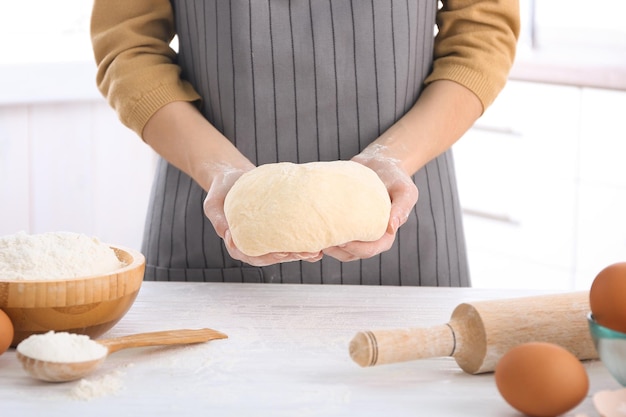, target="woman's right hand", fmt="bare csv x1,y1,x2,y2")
143,102,318,267
203,164,323,267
